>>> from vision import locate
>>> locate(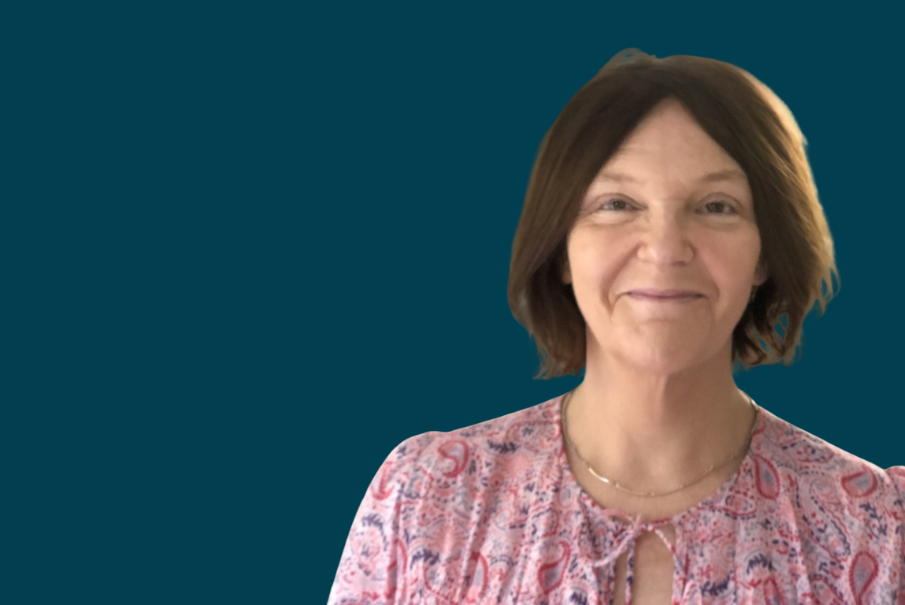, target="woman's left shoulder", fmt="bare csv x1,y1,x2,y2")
756,407,904,507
